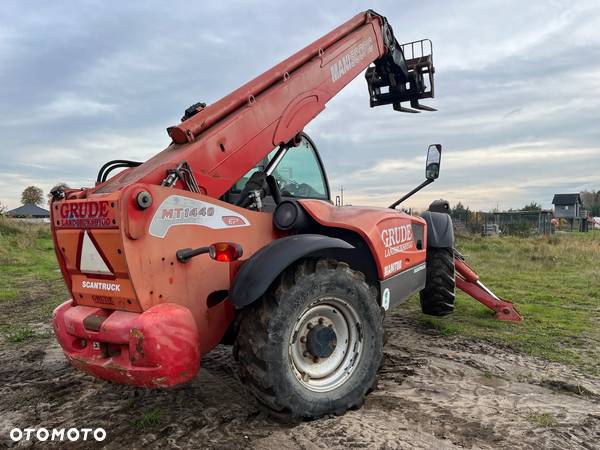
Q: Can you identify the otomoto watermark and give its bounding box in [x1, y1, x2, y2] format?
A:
[9, 427, 106, 443]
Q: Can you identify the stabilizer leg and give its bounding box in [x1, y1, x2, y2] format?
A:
[454, 256, 523, 322]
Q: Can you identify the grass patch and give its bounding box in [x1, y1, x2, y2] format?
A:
[528, 412, 558, 427]
[0, 288, 18, 302]
[5, 325, 36, 343]
[0, 218, 67, 342]
[407, 231, 600, 373]
[135, 410, 163, 430]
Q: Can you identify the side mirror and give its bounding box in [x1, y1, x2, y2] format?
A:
[425, 144, 442, 181]
[388, 143, 444, 209]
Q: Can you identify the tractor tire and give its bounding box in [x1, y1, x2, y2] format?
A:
[234, 258, 382, 421]
[420, 247, 456, 316]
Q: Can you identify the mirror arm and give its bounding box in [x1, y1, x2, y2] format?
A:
[389, 178, 434, 209]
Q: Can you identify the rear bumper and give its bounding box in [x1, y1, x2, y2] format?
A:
[52, 300, 200, 388]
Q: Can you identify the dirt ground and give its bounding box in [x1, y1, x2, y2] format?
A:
[1, 310, 599, 449]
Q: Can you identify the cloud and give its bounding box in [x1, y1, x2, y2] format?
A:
[0, 0, 599, 213]
[2, 94, 117, 127]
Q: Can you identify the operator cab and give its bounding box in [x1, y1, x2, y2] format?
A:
[223, 133, 331, 211]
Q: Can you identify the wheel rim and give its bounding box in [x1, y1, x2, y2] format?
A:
[288, 296, 363, 393]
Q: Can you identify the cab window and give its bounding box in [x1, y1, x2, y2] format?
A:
[272, 137, 328, 199]
[230, 136, 329, 200]
[230, 149, 277, 193]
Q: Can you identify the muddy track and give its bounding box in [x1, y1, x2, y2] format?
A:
[1, 311, 599, 449]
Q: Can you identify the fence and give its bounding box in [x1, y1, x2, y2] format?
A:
[451, 210, 554, 236]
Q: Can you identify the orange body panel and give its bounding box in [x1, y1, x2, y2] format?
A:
[299, 200, 427, 279]
[51, 187, 426, 387]
[49, 10, 435, 388]
[51, 184, 278, 386]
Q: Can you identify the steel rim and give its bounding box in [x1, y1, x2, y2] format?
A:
[288, 296, 363, 393]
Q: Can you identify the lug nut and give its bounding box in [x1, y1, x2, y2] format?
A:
[300, 336, 306, 343]
[318, 318, 324, 325]
[312, 357, 319, 363]
[306, 323, 313, 329]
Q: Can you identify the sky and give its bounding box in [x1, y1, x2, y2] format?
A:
[1, 0, 599, 211]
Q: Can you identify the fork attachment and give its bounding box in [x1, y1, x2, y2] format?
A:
[366, 38, 436, 113]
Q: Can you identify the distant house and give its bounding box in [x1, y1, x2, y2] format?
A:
[6, 203, 50, 219]
[552, 193, 582, 219]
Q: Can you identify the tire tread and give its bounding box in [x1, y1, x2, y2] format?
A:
[234, 258, 382, 420]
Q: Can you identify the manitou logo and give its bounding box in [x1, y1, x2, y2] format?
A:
[383, 261, 402, 277]
[330, 36, 374, 82]
[58, 201, 113, 228]
[381, 224, 414, 257]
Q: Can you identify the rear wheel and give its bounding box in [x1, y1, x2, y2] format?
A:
[234, 258, 382, 420]
[420, 247, 456, 316]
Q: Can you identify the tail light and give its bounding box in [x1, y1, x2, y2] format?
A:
[209, 242, 243, 262]
[176, 242, 243, 263]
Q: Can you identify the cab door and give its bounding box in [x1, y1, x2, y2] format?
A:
[269, 134, 330, 201]
[224, 134, 330, 209]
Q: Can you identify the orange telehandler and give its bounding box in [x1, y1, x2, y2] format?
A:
[50, 10, 521, 419]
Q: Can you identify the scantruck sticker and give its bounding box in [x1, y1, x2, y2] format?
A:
[81, 280, 121, 292]
[149, 195, 250, 238]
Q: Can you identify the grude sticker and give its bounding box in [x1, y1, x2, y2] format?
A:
[58, 201, 113, 228]
[91, 295, 114, 305]
[330, 36, 374, 82]
[381, 224, 414, 257]
[149, 195, 250, 238]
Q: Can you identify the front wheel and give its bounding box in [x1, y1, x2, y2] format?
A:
[420, 247, 456, 316]
[234, 258, 382, 420]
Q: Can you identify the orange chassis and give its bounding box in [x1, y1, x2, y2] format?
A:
[51, 185, 427, 387]
[50, 10, 520, 390]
